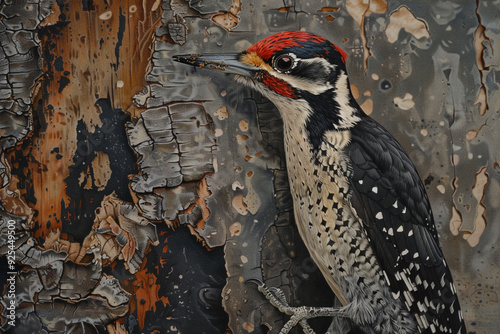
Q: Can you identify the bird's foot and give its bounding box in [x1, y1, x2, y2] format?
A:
[248, 280, 347, 334]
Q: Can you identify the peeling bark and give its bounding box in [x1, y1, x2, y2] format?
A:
[462, 166, 489, 247]
[0, 203, 132, 333]
[0, 0, 499, 333]
[211, 0, 242, 31]
[473, 0, 492, 117]
[346, 0, 388, 70]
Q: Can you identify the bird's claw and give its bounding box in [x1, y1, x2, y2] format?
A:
[259, 284, 318, 334]
[252, 282, 347, 334]
[245, 278, 265, 288]
[259, 285, 293, 315]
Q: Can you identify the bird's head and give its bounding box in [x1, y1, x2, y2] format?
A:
[174, 31, 361, 140]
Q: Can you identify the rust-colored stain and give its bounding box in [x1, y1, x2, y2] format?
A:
[193, 176, 212, 231]
[6, 0, 161, 239]
[318, 7, 340, 13]
[133, 268, 165, 329]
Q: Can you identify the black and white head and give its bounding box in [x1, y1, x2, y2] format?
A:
[174, 31, 362, 145]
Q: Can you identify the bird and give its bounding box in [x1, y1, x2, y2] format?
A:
[174, 31, 467, 334]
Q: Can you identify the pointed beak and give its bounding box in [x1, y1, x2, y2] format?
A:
[173, 53, 259, 77]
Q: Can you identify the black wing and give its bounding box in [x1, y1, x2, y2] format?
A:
[346, 114, 466, 334]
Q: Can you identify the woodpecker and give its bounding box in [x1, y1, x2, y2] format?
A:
[174, 31, 466, 334]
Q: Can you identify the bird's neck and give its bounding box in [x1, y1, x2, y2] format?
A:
[272, 71, 362, 152]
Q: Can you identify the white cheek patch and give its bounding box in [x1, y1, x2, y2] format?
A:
[270, 57, 335, 95]
[235, 59, 360, 130]
[234, 73, 313, 127]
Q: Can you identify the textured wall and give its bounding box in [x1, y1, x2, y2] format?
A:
[0, 0, 498, 333]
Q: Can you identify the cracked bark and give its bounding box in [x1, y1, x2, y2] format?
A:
[0, 0, 499, 333]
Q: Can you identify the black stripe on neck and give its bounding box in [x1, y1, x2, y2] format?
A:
[303, 88, 360, 152]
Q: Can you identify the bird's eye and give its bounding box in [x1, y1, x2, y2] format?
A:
[273, 54, 295, 73]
